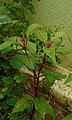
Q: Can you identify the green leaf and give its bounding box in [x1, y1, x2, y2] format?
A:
[34, 112, 42, 120]
[27, 2, 36, 14]
[0, 94, 4, 100]
[23, 54, 36, 70]
[14, 74, 28, 83]
[2, 46, 12, 52]
[3, 77, 13, 86]
[0, 6, 10, 15]
[11, 60, 23, 69]
[1, 102, 9, 110]
[51, 31, 63, 45]
[12, 98, 28, 113]
[2, 87, 8, 93]
[26, 23, 41, 38]
[68, 103, 72, 112]
[10, 55, 23, 69]
[63, 114, 72, 120]
[12, 94, 33, 113]
[7, 98, 18, 106]
[55, 31, 63, 38]
[14, 86, 23, 94]
[11, 54, 36, 70]
[34, 97, 55, 119]
[34, 29, 48, 44]
[64, 74, 72, 84]
[21, 0, 36, 13]
[53, 72, 66, 80]
[43, 70, 66, 87]
[44, 74, 56, 88]
[23, 94, 34, 101]
[0, 64, 9, 72]
[0, 14, 11, 24]
[0, 36, 16, 50]
[57, 46, 72, 55]
[26, 23, 47, 44]
[27, 41, 36, 54]
[43, 46, 56, 64]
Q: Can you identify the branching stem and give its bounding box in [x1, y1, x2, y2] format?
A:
[34, 53, 46, 97]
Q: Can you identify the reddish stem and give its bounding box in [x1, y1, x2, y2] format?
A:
[34, 53, 46, 97]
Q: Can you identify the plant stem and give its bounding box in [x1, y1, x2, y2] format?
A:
[34, 53, 46, 97]
[38, 53, 46, 78]
[33, 70, 37, 85]
[33, 70, 37, 97]
[32, 54, 46, 119]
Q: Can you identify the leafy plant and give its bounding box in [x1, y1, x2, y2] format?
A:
[0, 23, 67, 120]
[0, 0, 72, 119]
